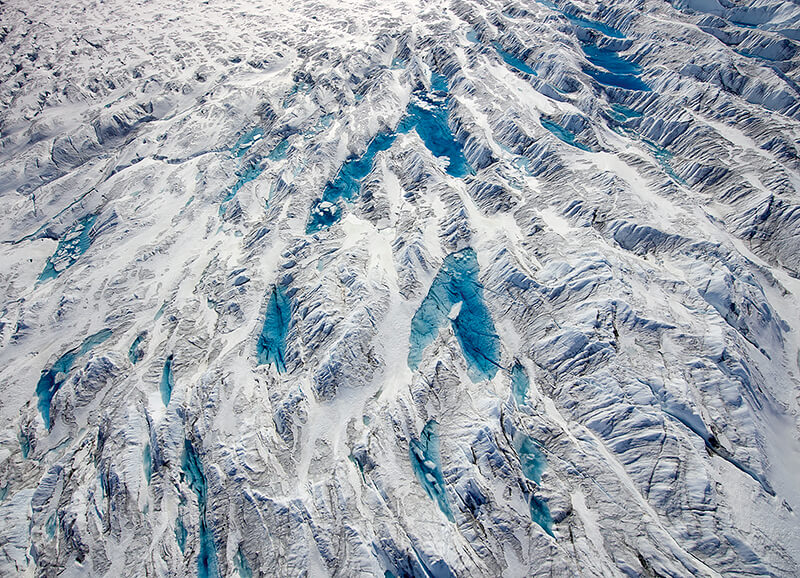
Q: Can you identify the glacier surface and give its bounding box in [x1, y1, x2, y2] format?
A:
[2, 0, 800, 576]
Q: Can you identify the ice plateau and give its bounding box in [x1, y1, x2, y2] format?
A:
[2, 0, 800, 576]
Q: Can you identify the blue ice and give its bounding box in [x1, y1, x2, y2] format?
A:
[46, 514, 56, 539]
[514, 432, 554, 536]
[35, 328, 112, 428]
[535, 1, 625, 38]
[643, 139, 686, 184]
[267, 138, 290, 161]
[397, 98, 473, 178]
[175, 517, 188, 552]
[79, 329, 112, 353]
[529, 495, 555, 537]
[514, 433, 547, 485]
[231, 127, 264, 158]
[129, 333, 146, 365]
[235, 547, 253, 578]
[581, 44, 650, 92]
[430, 71, 449, 94]
[220, 161, 264, 216]
[19, 431, 31, 459]
[39, 214, 97, 282]
[565, 14, 625, 38]
[408, 248, 500, 382]
[511, 362, 529, 406]
[160, 355, 174, 407]
[182, 439, 219, 578]
[540, 118, 593, 152]
[409, 420, 454, 521]
[307, 73, 472, 232]
[256, 286, 291, 372]
[306, 114, 334, 139]
[221, 131, 291, 215]
[307, 131, 396, 232]
[608, 103, 643, 122]
[282, 81, 312, 108]
[492, 42, 537, 75]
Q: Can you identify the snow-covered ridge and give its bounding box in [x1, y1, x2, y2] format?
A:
[1, 0, 800, 575]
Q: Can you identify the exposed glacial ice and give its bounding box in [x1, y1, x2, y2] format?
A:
[34, 328, 112, 429]
[1, 0, 800, 576]
[408, 247, 500, 382]
[580, 43, 650, 92]
[492, 42, 539, 76]
[409, 420, 455, 522]
[308, 72, 471, 232]
[38, 214, 98, 282]
[160, 355, 174, 407]
[181, 439, 219, 578]
[540, 117, 594, 151]
[128, 332, 146, 365]
[256, 286, 291, 372]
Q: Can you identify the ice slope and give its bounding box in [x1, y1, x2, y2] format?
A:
[1, 0, 800, 575]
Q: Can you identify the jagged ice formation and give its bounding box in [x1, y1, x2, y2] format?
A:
[2, 0, 800, 575]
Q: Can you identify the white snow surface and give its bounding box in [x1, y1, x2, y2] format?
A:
[1, 0, 800, 576]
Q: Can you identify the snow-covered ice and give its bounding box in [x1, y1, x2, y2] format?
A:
[1, 0, 800, 575]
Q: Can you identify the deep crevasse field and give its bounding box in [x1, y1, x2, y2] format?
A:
[1, 0, 800, 575]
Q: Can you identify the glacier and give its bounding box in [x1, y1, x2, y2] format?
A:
[1, 0, 800, 576]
